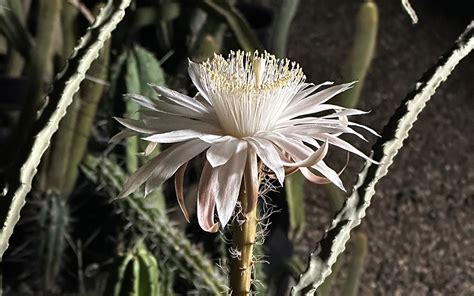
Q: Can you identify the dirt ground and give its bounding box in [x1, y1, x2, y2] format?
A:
[281, 0, 473, 295]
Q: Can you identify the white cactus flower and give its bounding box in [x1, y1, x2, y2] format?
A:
[112, 51, 377, 232]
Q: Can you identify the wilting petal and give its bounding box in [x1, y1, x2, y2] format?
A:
[114, 117, 157, 134]
[313, 161, 345, 190]
[300, 167, 332, 185]
[246, 137, 285, 185]
[197, 161, 219, 232]
[143, 142, 158, 156]
[206, 138, 239, 168]
[281, 140, 328, 168]
[312, 133, 376, 163]
[141, 139, 211, 196]
[175, 162, 190, 223]
[215, 141, 248, 228]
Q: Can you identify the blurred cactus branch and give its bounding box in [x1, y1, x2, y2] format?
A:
[190, 12, 225, 62]
[0, 0, 132, 259]
[291, 20, 474, 295]
[196, 0, 262, 52]
[2, 0, 31, 76]
[270, 0, 300, 58]
[336, 0, 378, 109]
[5, 0, 63, 168]
[64, 39, 111, 193]
[341, 233, 367, 296]
[0, 0, 34, 61]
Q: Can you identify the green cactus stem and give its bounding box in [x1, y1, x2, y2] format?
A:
[81, 155, 226, 294]
[105, 242, 160, 296]
[271, 0, 300, 58]
[10, 0, 63, 157]
[0, 0, 132, 259]
[336, 0, 378, 109]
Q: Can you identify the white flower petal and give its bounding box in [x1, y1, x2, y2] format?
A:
[197, 161, 219, 232]
[188, 60, 211, 104]
[246, 137, 285, 185]
[150, 84, 211, 114]
[215, 141, 248, 228]
[290, 81, 334, 104]
[142, 139, 211, 196]
[280, 82, 355, 120]
[142, 129, 217, 144]
[206, 138, 239, 168]
[312, 133, 376, 163]
[281, 140, 328, 168]
[313, 161, 344, 190]
[126, 93, 209, 121]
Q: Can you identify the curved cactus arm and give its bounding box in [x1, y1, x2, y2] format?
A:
[291, 21, 474, 295]
[401, 0, 418, 24]
[0, 0, 132, 259]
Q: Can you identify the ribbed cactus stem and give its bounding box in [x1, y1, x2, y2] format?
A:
[230, 150, 259, 295]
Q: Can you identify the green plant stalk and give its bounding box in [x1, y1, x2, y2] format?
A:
[0, 0, 34, 60]
[0, 0, 28, 77]
[341, 233, 367, 296]
[124, 50, 140, 173]
[81, 155, 226, 294]
[326, 183, 346, 212]
[44, 0, 81, 191]
[11, 0, 62, 156]
[4, 0, 27, 76]
[190, 14, 225, 62]
[291, 21, 474, 295]
[38, 195, 70, 293]
[230, 150, 259, 295]
[46, 98, 80, 191]
[336, 0, 378, 109]
[315, 253, 344, 296]
[199, 0, 262, 52]
[271, 0, 300, 58]
[0, 0, 132, 259]
[285, 172, 306, 240]
[64, 40, 111, 193]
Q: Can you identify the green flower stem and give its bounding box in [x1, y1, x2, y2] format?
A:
[7, 0, 62, 164]
[230, 150, 259, 295]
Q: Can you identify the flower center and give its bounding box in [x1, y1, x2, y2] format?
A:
[196, 51, 306, 137]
